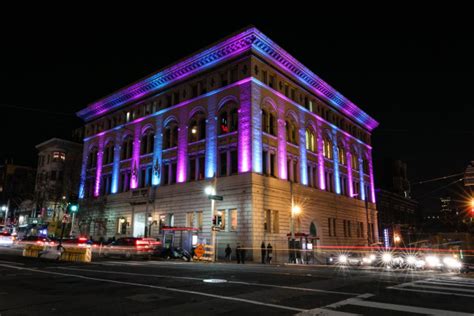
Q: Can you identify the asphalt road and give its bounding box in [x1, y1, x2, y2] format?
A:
[0, 249, 473, 315]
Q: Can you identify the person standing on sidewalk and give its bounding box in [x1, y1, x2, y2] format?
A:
[241, 244, 246, 264]
[225, 244, 232, 261]
[266, 243, 273, 264]
[261, 241, 266, 264]
[236, 243, 241, 264]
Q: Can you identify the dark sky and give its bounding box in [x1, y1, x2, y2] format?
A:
[1, 13, 473, 214]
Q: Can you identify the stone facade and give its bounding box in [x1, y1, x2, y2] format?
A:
[76, 27, 379, 261]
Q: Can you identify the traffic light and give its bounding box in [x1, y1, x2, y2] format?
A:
[68, 203, 79, 213]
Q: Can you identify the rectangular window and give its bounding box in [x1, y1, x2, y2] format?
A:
[217, 209, 225, 229]
[219, 152, 227, 177]
[189, 158, 196, 181]
[348, 220, 351, 237]
[198, 156, 205, 180]
[230, 209, 237, 231]
[343, 220, 347, 237]
[162, 163, 169, 185]
[293, 161, 298, 183]
[272, 210, 279, 233]
[269, 75, 275, 88]
[287, 159, 291, 182]
[171, 162, 177, 184]
[262, 70, 267, 84]
[333, 218, 337, 237]
[186, 212, 194, 228]
[264, 209, 271, 232]
[262, 150, 268, 175]
[270, 153, 276, 177]
[328, 218, 332, 237]
[230, 150, 238, 175]
[196, 211, 203, 231]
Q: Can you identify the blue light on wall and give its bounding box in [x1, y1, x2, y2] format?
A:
[251, 84, 262, 173]
[332, 131, 341, 194]
[152, 116, 163, 186]
[298, 112, 308, 186]
[205, 97, 217, 179]
[358, 156, 366, 201]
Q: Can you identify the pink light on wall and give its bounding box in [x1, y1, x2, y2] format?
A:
[368, 149, 376, 203]
[346, 151, 354, 197]
[94, 138, 105, 197]
[277, 118, 287, 180]
[177, 124, 188, 183]
[130, 124, 141, 189]
[238, 84, 251, 173]
[317, 135, 325, 190]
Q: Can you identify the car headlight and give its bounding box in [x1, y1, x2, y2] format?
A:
[382, 253, 392, 263]
[338, 255, 348, 264]
[406, 255, 416, 265]
[425, 255, 440, 267]
[443, 257, 462, 269]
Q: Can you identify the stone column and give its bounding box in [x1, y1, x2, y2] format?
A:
[205, 96, 217, 178]
[177, 117, 188, 183]
[358, 153, 366, 201]
[346, 148, 354, 197]
[94, 137, 105, 197]
[332, 130, 341, 194]
[238, 82, 252, 173]
[78, 141, 89, 199]
[130, 124, 141, 189]
[111, 132, 122, 194]
[298, 114, 308, 186]
[277, 113, 287, 180]
[316, 121, 325, 190]
[368, 148, 376, 203]
[152, 116, 163, 186]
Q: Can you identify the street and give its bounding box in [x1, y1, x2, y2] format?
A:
[0, 250, 473, 315]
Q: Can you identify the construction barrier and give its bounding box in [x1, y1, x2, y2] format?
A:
[22, 244, 45, 258]
[60, 246, 92, 263]
[193, 244, 214, 262]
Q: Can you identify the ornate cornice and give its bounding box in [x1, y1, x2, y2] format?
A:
[77, 27, 378, 131]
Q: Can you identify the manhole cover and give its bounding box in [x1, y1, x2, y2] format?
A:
[203, 279, 227, 283]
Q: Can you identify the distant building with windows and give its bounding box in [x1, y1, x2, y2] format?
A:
[30, 138, 82, 232]
[76, 27, 379, 260]
[0, 160, 35, 224]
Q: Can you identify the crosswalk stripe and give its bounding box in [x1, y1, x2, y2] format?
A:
[399, 283, 474, 293]
[387, 278, 474, 298]
[416, 280, 474, 288]
[387, 286, 474, 298]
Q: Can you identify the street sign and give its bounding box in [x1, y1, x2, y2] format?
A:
[208, 195, 223, 201]
[194, 244, 205, 258]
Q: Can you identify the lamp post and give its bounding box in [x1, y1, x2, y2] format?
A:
[1, 200, 9, 225]
[205, 183, 217, 262]
[289, 181, 301, 263]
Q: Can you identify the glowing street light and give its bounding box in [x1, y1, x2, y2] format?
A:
[394, 234, 401, 244]
[205, 186, 216, 196]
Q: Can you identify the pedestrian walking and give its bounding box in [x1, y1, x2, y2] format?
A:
[225, 244, 232, 261]
[236, 243, 241, 264]
[261, 241, 266, 264]
[266, 243, 273, 264]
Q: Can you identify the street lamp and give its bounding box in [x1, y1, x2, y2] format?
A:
[1, 203, 9, 225]
[205, 184, 217, 262]
[394, 234, 401, 245]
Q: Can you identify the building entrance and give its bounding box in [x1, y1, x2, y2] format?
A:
[133, 212, 146, 237]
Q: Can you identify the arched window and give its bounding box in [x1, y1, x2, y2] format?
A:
[351, 152, 358, 169]
[310, 222, 317, 237]
[140, 128, 155, 155]
[338, 144, 346, 165]
[305, 128, 316, 152]
[323, 137, 332, 159]
[121, 135, 133, 160]
[285, 118, 298, 145]
[262, 108, 276, 136]
[163, 121, 179, 149]
[218, 102, 238, 135]
[87, 147, 98, 169]
[104, 142, 114, 164]
[188, 112, 206, 143]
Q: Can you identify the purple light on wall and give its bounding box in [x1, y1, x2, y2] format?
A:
[358, 155, 366, 201]
[152, 117, 163, 186]
[130, 124, 141, 189]
[277, 117, 287, 180]
[317, 123, 325, 190]
[298, 118, 308, 186]
[368, 150, 376, 203]
[238, 83, 252, 173]
[78, 142, 89, 199]
[94, 138, 104, 197]
[205, 96, 217, 179]
[177, 123, 188, 183]
[346, 151, 353, 197]
[251, 84, 263, 173]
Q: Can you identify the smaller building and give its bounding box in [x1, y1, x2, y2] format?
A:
[376, 160, 418, 247]
[31, 138, 82, 234]
[0, 160, 36, 224]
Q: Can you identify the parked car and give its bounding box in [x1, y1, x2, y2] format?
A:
[0, 231, 14, 246]
[157, 247, 192, 262]
[16, 235, 55, 246]
[59, 237, 91, 247]
[101, 237, 155, 259]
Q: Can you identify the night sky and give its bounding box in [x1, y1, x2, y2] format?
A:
[1, 14, 473, 214]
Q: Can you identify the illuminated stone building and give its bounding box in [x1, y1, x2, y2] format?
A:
[77, 27, 379, 260]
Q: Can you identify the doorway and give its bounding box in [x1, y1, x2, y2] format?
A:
[133, 212, 146, 237]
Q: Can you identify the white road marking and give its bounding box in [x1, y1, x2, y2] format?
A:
[416, 280, 474, 288]
[398, 283, 474, 293]
[346, 299, 473, 315]
[0, 263, 306, 312]
[296, 308, 361, 316]
[53, 266, 359, 296]
[0, 260, 24, 265]
[387, 286, 474, 298]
